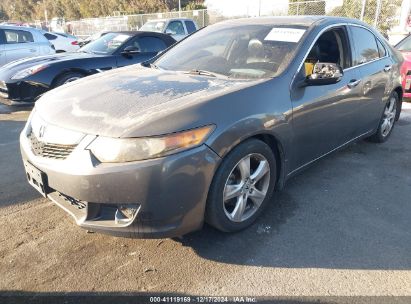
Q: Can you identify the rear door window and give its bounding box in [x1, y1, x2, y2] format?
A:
[4, 30, 34, 44]
[350, 26, 379, 65]
[376, 39, 387, 57]
[184, 21, 197, 34]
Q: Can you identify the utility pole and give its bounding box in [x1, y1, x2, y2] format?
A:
[259, 0, 261, 16]
[374, 0, 382, 27]
[44, 9, 49, 31]
[360, 0, 366, 21]
[179, 0, 181, 17]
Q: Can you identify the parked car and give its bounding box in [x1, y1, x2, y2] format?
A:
[78, 31, 108, 47]
[0, 31, 175, 103]
[42, 31, 80, 53]
[20, 16, 403, 238]
[140, 18, 198, 41]
[395, 35, 411, 101]
[0, 25, 55, 67]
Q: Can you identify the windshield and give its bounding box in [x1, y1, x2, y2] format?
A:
[79, 32, 131, 54]
[140, 21, 166, 33]
[155, 23, 307, 79]
[396, 35, 411, 51]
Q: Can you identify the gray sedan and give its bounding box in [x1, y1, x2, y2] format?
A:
[20, 16, 403, 238]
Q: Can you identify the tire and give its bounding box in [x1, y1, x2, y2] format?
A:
[205, 138, 277, 232]
[54, 72, 84, 87]
[368, 91, 399, 143]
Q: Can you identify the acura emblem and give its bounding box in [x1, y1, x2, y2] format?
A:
[39, 125, 46, 138]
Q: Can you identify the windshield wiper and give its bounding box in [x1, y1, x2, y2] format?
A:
[184, 69, 217, 77]
[141, 62, 159, 69]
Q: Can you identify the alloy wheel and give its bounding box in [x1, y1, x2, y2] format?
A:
[63, 77, 81, 84]
[223, 153, 271, 222]
[381, 96, 397, 137]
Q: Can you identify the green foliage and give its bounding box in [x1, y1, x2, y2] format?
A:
[289, 0, 326, 15]
[329, 0, 402, 34]
[0, 0, 205, 21]
[0, 6, 8, 21]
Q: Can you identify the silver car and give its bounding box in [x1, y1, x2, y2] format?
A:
[0, 25, 55, 67]
[140, 18, 198, 41]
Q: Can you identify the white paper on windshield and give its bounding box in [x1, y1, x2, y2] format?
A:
[114, 34, 130, 42]
[264, 28, 306, 43]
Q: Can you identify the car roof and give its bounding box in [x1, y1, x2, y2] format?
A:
[0, 24, 42, 32]
[107, 31, 173, 38]
[98, 31, 176, 43]
[146, 18, 195, 22]
[219, 15, 366, 27]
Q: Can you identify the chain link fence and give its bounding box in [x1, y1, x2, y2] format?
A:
[69, 9, 208, 38]
[66, 1, 406, 39]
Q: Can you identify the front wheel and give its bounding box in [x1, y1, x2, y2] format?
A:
[205, 139, 277, 232]
[368, 91, 399, 143]
[54, 72, 84, 87]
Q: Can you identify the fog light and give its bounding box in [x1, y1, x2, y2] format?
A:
[115, 204, 140, 224]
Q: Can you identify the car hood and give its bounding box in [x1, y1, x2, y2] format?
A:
[36, 65, 262, 138]
[0, 52, 102, 75]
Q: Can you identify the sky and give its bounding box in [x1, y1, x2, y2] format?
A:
[204, 0, 344, 17]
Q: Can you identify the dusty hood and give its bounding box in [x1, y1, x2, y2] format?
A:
[36, 65, 257, 137]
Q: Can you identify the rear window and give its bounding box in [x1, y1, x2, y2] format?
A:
[184, 21, 197, 34]
[4, 30, 34, 44]
[140, 21, 166, 33]
[44, 33, 57, 40]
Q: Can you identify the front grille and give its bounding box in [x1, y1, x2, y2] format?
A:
[29, 132, 77, 160]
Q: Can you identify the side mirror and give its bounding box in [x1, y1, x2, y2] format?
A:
[304, 62, 343, 86]
[121, 46, 140, 55]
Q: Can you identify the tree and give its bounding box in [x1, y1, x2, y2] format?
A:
[289, 0, 326, 15]
[0, 0, 205, 21]
[0, 5, 9, 21]
[330, 0, 403, 34]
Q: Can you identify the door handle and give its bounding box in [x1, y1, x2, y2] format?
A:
[347, 79, 361, 88]
[29, 49, 36, 52]
[383, 65, 392, 72]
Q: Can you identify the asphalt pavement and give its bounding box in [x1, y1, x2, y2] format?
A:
[0, 102, 410, 299]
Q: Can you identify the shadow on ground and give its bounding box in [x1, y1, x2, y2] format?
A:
[177, 110, 411, 270]
[0, 120, 39, 206]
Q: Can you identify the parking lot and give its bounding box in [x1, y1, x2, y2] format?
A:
[0, 102, 410, 297]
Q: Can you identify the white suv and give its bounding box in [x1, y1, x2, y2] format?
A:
[0, 25, 55, 67]
[140, 18, 198, 41]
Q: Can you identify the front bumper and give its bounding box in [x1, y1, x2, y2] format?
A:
[0, 80, 47, 104]
[20, 128, 220, 238]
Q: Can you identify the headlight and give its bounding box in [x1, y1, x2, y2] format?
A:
[11, 64, 48, 80]
[87, 125, 215, 163]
